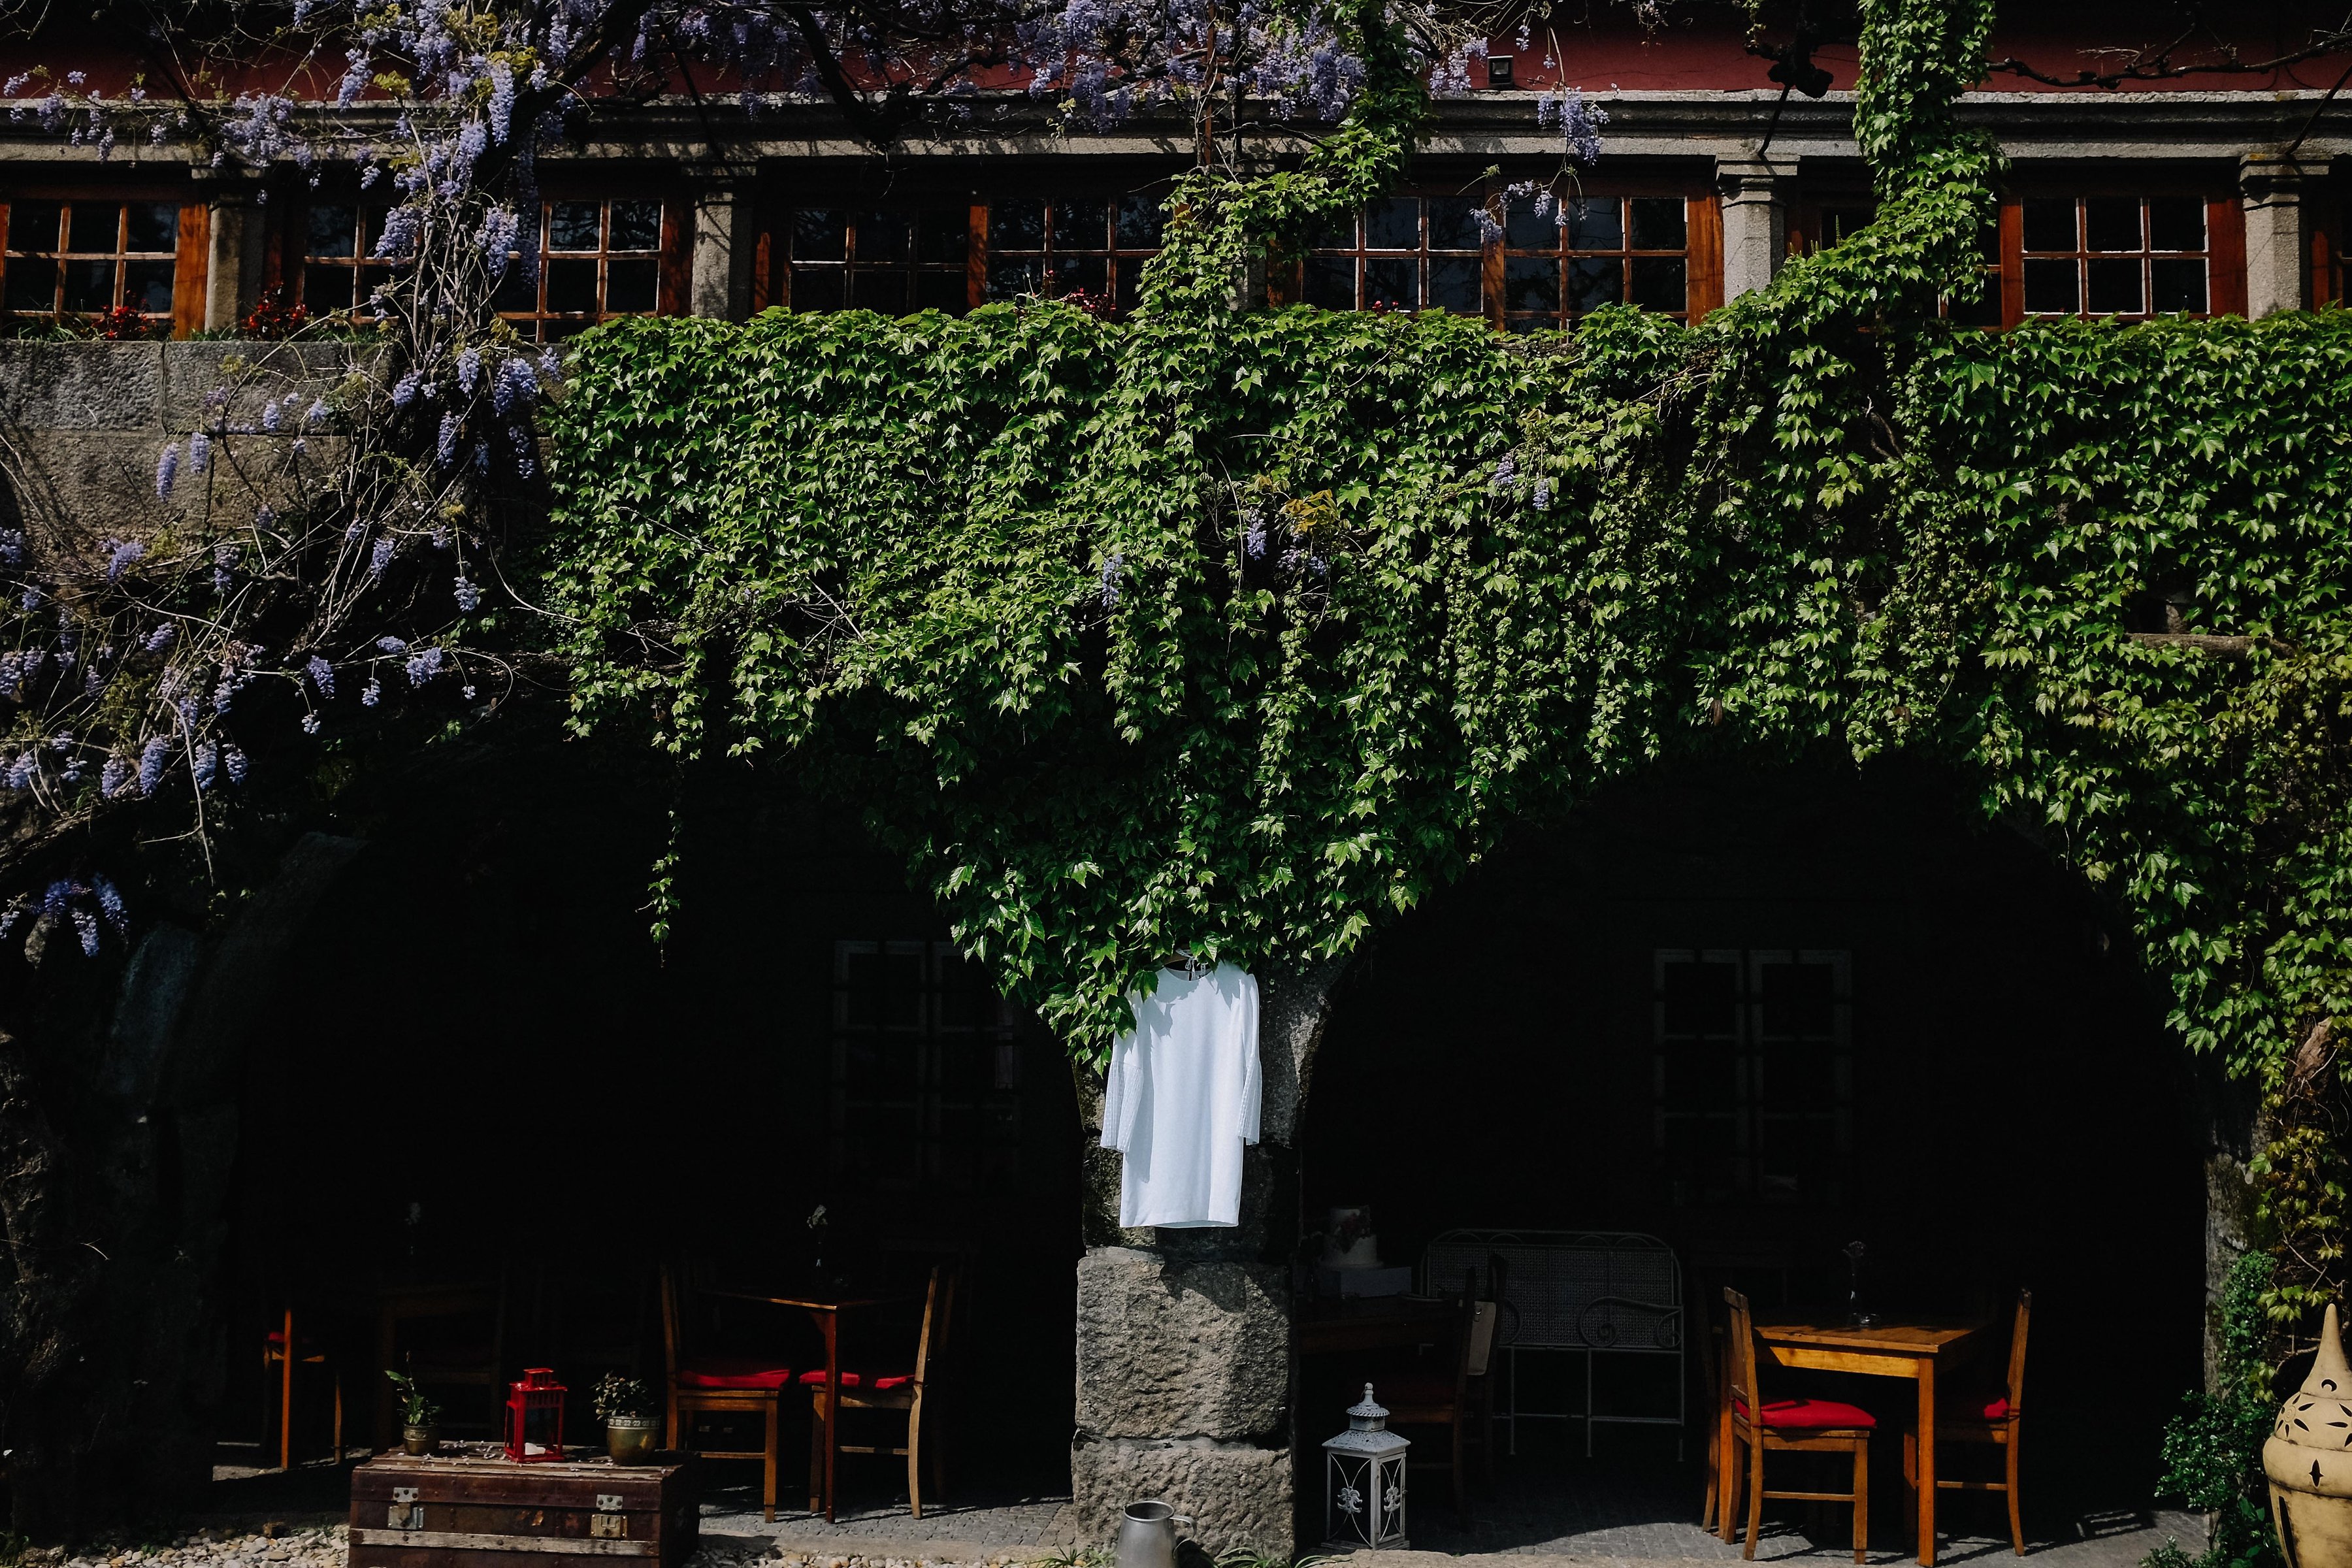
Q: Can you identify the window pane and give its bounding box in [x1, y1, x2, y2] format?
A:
[1661, 960, 1738, 1036]
[548, 202, 601, 252]
[123, 259, 173, 312]
[124, 203, 177, 252]
[2084, 197, 2141, 253]
[1629, 197, 1685, 250]
[917, 208, 968, 265]
[604, 257, 658, 312]
[1365, 198, 1418, 250]
[609, 200, 662, 251]
[1821, 206, 1874, 246]
[8, 202, 59, 252]
[985, 255, 1039, 301]
[2085, 256, 2142, 314]
[857, 270, 908, 314]
[858, 210, 909, 264]
[1567, 197, 1624, 252]
[2022, 257, 2079, 313]
[1310, 208, 1356, 250]
[491, 265, 535, 314]
[793, 210, 848, 261]
[308, 204, 357, 257]
[2148, 198, 2204, 252]
[915, 270, 966, 313]
[1629, 255, 1686, 312]
[5, 256, 56, 311]
[1504, 255, 1558, 315]
[304, 264, 355, 315]
[990, 199, 1045, 251]
[1365, 256, 1416, 308]
[63, 258, 115, 311]
[66, 203, 118, 254]
[1051, 255, 1107, 296]
[1505, 199, 1559, 251]
[1569, 256, 1623, 312]
[792, 267, 845, 311]
[2151, 257, 2207, 313]
[1428, 197, 1484, 251]
[2021, 199, 2075, 253]
[1429, 255, 1480, 312]
[1116, 193, 1166, 248]
[1303, 255, 1354, 308]
[1052, 197, 1108, 251]
[544, 257, 598, 313]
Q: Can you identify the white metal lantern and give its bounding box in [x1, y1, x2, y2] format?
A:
[1324, 1383, 1410, 1550]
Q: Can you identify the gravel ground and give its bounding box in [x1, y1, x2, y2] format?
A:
[18, 1522, 1060, 1568]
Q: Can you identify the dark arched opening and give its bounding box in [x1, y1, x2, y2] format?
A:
[1299, 756, 2205, 1556]
[210, 738, 1082, 1527]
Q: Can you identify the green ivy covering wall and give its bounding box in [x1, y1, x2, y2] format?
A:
[542, 0, 2351, 1112]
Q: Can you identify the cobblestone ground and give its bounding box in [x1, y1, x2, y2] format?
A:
[125, 1449, 2193, 1568]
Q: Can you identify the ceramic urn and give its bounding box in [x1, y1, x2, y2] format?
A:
[2266, 1303, 2352, 1568]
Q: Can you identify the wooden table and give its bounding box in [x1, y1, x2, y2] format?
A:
[1752, 1318, 1991, 1567]
[1296, 1296, 1460, 1358]
[709, 1284, 923, 1521]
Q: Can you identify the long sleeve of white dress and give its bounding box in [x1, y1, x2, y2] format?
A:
[1098, 963, 1262, 1229]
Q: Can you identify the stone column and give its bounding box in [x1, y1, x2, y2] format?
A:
[2240, 152, 2308, 319]
[1716, 155, 1792, 303]
[1070, 958, 1348, 1557]
[686, 163, 755, 321]
[193, 171, 268, 332]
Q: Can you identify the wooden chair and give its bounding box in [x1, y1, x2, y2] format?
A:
[1721, 1287, 1873, 1563]
[374, 1275, 508, 1448]
[1379, 1269, 1496, 1520]
[262, 1307, 344, 1471]
[660, 1263, 795, 1522]
[804, 1264, 956, 1518]
[1907, 1288, 2031, 1556]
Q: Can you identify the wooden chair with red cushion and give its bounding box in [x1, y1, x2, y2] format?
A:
[1721, 1286, 1872, 1563]
[1906, 1288, 2031, 1556]
[803, 1264, 956, 1518]
[660, 1262, 794, 1521]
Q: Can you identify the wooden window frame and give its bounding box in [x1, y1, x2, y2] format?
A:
[1281, 179, 1724, 328]
[1652, 947, 1853, 1210]
[2001, 187, 2246, 325]
[829, 938, 1022, 1194]
[762, 185, 1173, 318]
[491, 192, 687, 342]
[0, 190, 208, 338]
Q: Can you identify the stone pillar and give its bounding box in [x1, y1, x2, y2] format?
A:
[686, 164, 755, 321]
[194, 171, 267, 332]
[2240, 152, 2309, 319]
[1070, 958, 1347, 1557]
[1716, 155, 1793, 303]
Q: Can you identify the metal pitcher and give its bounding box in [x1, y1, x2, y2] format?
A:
[1115, 1500, 1190, 1568]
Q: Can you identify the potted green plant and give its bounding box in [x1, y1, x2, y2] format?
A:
[594, 1373, 658, 1466]
[387, 1370, 439, 1456]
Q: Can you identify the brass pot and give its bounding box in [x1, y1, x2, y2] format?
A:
[606, 1416, 658, 1466]
[2265, 1304, 2352, 1568]
[401, 1424, 437, 1457]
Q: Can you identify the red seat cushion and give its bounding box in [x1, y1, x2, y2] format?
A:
[677, 1356, 794, 1390]
[798, 1369, 913, 1392]
[1973, 1394, 2011, 1420]
[1736, 1396, 1877, 1430]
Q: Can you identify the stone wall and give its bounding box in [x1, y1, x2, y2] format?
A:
[0, 338, 370, 542]
[1068, 960, 1345, 1558]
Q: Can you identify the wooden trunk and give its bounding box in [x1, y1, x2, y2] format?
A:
[349, 1454, 698, 1568]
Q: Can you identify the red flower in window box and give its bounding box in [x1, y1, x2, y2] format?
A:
[243, 296, 310, 340]
[94, 305, 155, 341]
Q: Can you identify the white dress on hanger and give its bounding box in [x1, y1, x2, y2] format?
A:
[1100, 963, 1262, 1228]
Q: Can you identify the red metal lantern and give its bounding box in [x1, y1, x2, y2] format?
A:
[504, 1367, 566, 1462]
